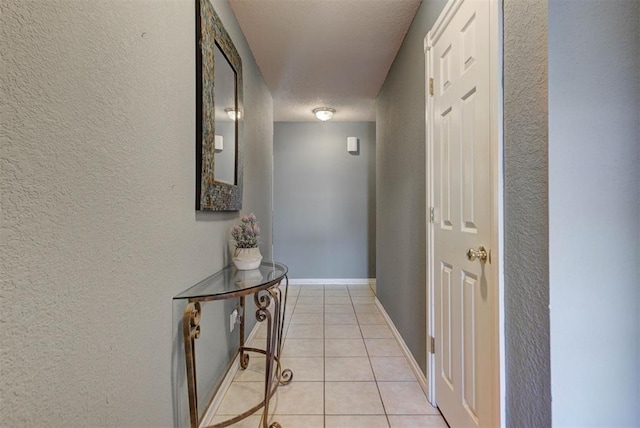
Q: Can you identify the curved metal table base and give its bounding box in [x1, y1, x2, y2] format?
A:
[207, 347, 293, 428]
[182, 270, 291, 428]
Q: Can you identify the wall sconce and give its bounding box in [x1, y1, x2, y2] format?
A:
[225, 108, 241, 121]
[313, 107, 335, 121]
[347, 137, 359, 154]
[214, 135, 223, 151]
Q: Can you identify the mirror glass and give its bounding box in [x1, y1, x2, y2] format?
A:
[196, 0, 243, 212]
[213, 43, 237, 185]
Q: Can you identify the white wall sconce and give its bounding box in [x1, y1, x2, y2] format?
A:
[313, 107, 335, 121]
[214, 135, 224, 151]
[225, 108, 241, 121]
[347, 137, 359, 153]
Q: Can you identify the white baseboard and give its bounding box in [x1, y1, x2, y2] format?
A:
[199, 321, 262, 426]
[375, 297, 430, 399]
[289, 278, 376, 287]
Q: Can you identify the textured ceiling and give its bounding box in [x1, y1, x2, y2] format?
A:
[229, 0, 421, 122]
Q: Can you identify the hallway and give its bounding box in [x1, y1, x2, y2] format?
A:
[3, 0, 639, 426]
[212, 284, 447, 427]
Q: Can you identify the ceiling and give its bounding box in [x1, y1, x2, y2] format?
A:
[228, 0, 422, 122]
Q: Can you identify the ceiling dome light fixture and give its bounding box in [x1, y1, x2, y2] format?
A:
[225, 108, 241, 121]
[313, 107, 335, 121]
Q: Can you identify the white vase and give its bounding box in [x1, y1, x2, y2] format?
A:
[234, 269, 264, 284]
[233, 247, 263, 270]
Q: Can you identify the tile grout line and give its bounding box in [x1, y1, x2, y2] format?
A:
[322, 284, 326, 428]
[213, 283, 446, 427]
[350, 285, 392, 428]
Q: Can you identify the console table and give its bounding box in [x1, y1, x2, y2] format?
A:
[174, 261, 292, 428]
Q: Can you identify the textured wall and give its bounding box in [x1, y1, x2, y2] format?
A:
[549, 0, 640, 426]
[0, 0, 272, 426]
[503, 0, 552, 426]
[376, 0, 447, 373]
[273, 122, 376, 278]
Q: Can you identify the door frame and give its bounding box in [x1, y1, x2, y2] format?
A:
[424, 0, 504, 425]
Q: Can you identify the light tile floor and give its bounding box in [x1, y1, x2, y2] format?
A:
[213, 284, 448, 428]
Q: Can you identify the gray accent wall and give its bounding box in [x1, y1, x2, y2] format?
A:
[273, 122, 376, 278]
[378, 0, 554, 423]
[549, 0, 640, 426]
[503, 0, 552, 426]
[1, 0, 273, 426]
[378, 1, 638, 426]
[376, 0, 447, 373]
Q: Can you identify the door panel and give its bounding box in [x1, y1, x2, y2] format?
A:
[429, 0, 495, 426]
[440, 107, 453, 230]
[440, 262, 454, 387]
[461, 87, 477, 233]
[461, 13, 477, 72]
[462, 270, 478, 421]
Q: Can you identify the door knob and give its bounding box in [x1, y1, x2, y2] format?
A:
[466, 246, 488, 263]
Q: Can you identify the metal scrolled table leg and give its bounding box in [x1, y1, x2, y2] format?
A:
[272, 280, 293, 386]
[238, 296, 249, 369]
[254, 278, 294, 428]
[254, 288, 276, 428]
[183, 302, 202, 428]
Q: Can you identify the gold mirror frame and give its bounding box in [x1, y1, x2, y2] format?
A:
[195, 0, 243, 211]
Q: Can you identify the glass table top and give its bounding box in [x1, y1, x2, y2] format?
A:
[174, 261, 288, 301]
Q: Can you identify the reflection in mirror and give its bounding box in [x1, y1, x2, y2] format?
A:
[213, 43, 237, 185]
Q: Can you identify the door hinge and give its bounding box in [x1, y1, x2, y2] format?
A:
[430, 336, 435, 354]
[428, 78, 434, 96]
[429, 207, 435, 223]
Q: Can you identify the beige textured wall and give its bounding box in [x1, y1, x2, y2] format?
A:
[0, 0, 272, 426]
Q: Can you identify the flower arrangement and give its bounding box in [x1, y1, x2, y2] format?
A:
[231, 213, 260, 249]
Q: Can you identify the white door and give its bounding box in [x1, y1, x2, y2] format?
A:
[426, 0, 497, 426]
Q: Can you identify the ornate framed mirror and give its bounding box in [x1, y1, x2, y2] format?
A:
[195, 0, 243, 211]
